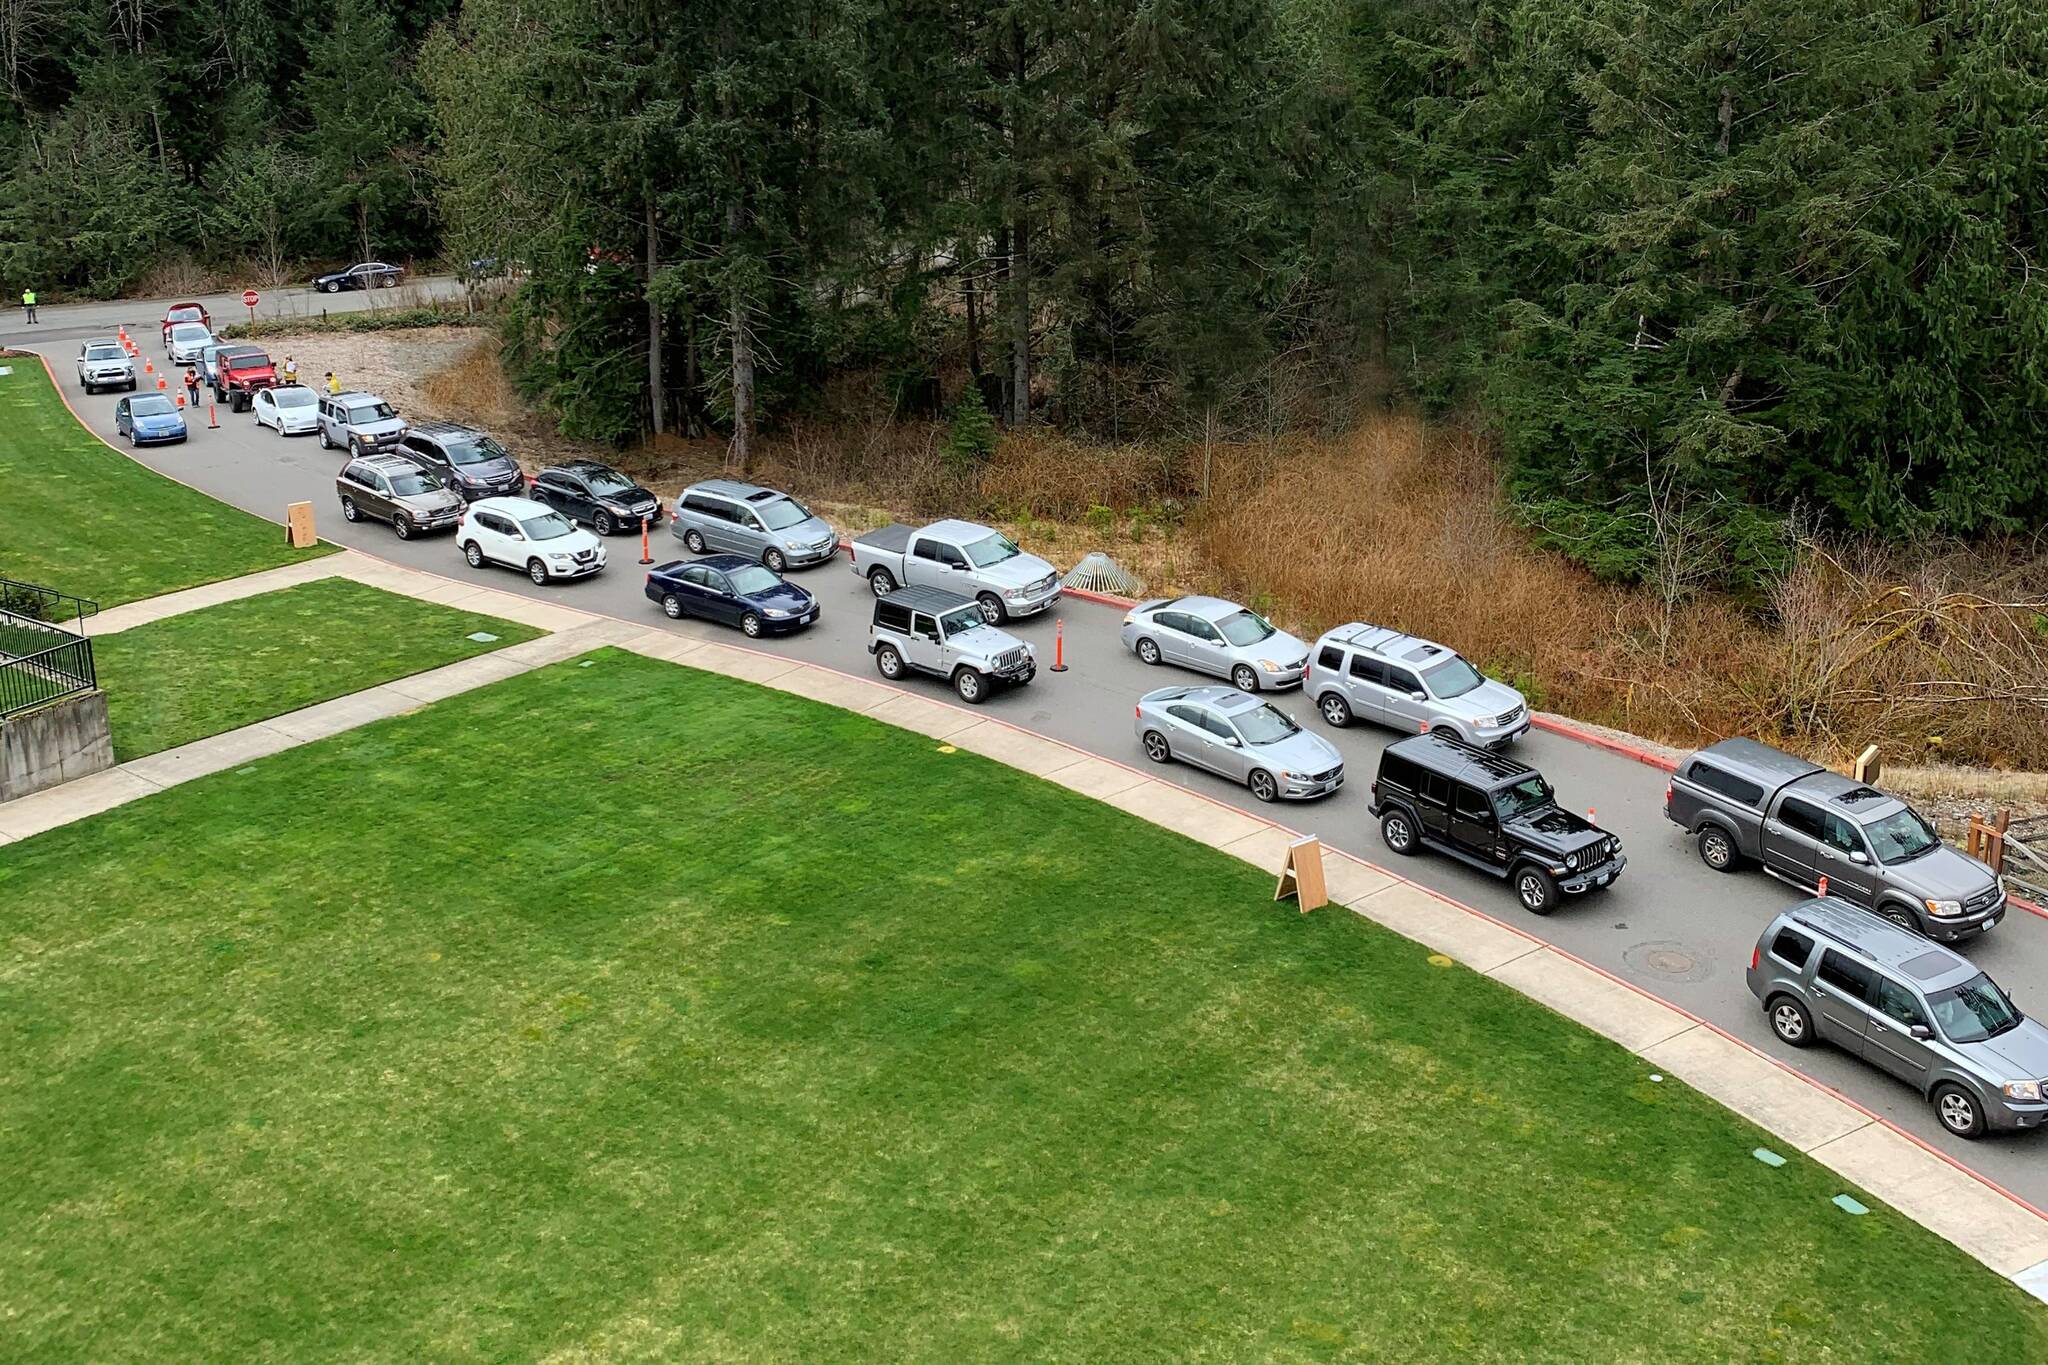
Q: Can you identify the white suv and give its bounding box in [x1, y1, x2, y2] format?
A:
[77, 340, 135, 394]
[457, 496, 607, 586]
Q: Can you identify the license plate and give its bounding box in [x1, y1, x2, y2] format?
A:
[801, 611, 816, 624]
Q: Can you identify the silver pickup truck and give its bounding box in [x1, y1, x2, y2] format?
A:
[1666, 737, 2005, 941]
[849, 519, 1061, 624]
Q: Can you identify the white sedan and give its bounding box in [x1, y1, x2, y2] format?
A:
[457, 496, 607, 586]
[252, 384, 319, 436]
[166, 322, 215, 365]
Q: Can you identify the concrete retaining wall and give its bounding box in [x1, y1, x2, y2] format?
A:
[0, 690, 114, 803]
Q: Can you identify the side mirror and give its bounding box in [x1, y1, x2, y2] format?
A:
[1849, 850, 1869, 865]
[1908, 1024, 1932, 1040]
[1223, 736, 1242, 748]
[1410, 691, 1427, 703]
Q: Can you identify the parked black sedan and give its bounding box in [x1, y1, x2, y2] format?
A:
[644, 555, 818, 638]
[530, 460, 662, 535]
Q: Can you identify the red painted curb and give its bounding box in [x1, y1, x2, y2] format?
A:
[1530, 713, 1680, 773]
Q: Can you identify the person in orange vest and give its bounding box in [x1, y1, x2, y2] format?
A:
[183, 367, 200, 407]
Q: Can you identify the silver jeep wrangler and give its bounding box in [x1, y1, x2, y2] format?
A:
[869, 584, 1035, 704]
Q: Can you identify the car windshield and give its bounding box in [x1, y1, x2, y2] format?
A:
[1232, 703, 1299, 745]
[1864, 806, 1940, 864]
[446, 435, 509, 467]
[519, 513, 576, 541]
[347, 402, 397, 423]
[131, 396, 175, 416]
[1216, 609, 1276, 648]
[583, 467, 636, 496]
[726, 565, 780, 595]
[963, 532, 1021, 568]
[1423, 655, 1487, 699]
[85, 345, 123, 361]
[938, 606, 987, 636]
[756, 496, 811, 531]
[226, 351, 270, 368]
[168, 308, 202, 323]
[171, 324, 209, 341]
[1928, 973, 2024, 1043]
[272, 387, 315, 408]
[1493, 775, 1553, 819]
[389, 471, 443, 496]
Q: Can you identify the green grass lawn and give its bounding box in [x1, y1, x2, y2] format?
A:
[0, 359, 332, 614]
[1, 650, 2041, 1361]
[93, 577, 542, 760]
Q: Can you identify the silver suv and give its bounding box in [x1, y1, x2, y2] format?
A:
[869, 584, 1035, 704]
[317, 391, 407, 455]
[671, 479, 838, 572]
[1749, 898, 2048, 1139]
[1306, 623, 1528, 746]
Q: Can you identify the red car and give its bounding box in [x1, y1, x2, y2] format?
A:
[161, 302, 211, 347]
[210, 345, 277, 412]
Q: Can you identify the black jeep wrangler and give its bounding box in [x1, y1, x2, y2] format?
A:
[1368, 732, 1625, 914]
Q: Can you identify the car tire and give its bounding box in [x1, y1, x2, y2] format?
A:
[1698, 826, 1738, 872]
[1934, 1084, 1986, 1140]
[1767, 995, 1813, 1049]
[1135, 637, 1162, 666]
[1878, 903, 1923, 936]
[1514, 865, 1557, 916]
[683, 528, 707, 554]
[740, 612, 763, 638]
[876, 644, 905, 680]
[975, 593, 1006, 625]
[662, 594, 684, 620]
[527, 559, 549, 586]
[1248, 769, 1279, 803]
[462, 541, 484, 568]
[1232, 664, 1260, 693]
[1319, 693, 1352, 728]
[341, 497, 359, 522]
[764, 548, 787, 573]
[275, 417, 286, 439]
[1141, 730, 1172, 764]
[319, 426, 332, 450]
[393, 513, 413, 540]
[868, 568, 897, 597]
[953, 668, 986, 704]
[322, 280, 341, 293]
[594, 510, 614, 536]
[1380, 809, 1418, 855]
[83, 382, 95, 395]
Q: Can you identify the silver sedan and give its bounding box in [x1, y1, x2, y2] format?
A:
[1134, 685, 1343, 802]
[1121, 594, 1309, 691]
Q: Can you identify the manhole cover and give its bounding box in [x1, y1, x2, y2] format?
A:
[1623, 939, 1713, 983]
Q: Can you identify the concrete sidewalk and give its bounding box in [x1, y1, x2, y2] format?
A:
[6, 546, 2048, 1302]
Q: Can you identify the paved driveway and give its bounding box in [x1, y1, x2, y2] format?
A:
[12, 322, 2046, 1209]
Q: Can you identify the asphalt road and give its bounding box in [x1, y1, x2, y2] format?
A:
[7, 274, 469, 343]
[16, 325, 2047, 1207]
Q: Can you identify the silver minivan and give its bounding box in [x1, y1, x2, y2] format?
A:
[670, 478, 838, 572]
[1748, 897, 2048, 1139]
[1307, 623, 1528, 747]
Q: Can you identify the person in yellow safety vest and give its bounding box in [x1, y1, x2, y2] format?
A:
[325, 371, 341, 395]
[20, 287, 36, 324]
[282, 355, 298, 385]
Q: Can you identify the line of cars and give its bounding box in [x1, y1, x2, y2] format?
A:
[77, 320, 2040, 1138]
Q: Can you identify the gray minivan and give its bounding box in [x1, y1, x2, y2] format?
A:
[1748, 897, 2048, 1138]
[670, 478, 838, 572]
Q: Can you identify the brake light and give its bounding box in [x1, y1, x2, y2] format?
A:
[1134, 705, 1141, 719]
[1750, 944, 1760, 970]
[1663, 782, 1673, 807]
[1303, 662, 1312, 681]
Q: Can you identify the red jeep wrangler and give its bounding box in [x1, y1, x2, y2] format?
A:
[161, 302, 210, 347]
[211, 345, 278, 412]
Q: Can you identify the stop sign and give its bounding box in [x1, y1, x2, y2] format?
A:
[242, 289, 259, 308]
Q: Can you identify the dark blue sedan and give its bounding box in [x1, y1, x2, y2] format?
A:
[114, 393, 188, 446]
[644, 554, 818, 638]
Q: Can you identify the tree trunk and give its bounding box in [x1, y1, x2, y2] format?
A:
[730, 292, 754, 474]
[963, 247, 982, 380]
[1009, 212, 1030, 427]
[683, 305, 702, 438]
[645, 192, 664, 437]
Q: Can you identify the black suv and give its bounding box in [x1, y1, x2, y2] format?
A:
[395, 421, 527, 502]
[529, 460, 662, 536]
[1368, 732, 1625, 914]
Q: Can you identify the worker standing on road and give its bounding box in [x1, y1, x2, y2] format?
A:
[325, 370, 340, 395]
[282, 355, 299, 385]
[183, 367, 200, 407]
[20, 287, 36, 324]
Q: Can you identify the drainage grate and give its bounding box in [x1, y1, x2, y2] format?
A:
[1062, 552, 1145, 598]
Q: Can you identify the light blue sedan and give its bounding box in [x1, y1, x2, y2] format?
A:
[114, 393, 188, 446]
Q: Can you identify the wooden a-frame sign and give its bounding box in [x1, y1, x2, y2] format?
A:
[1275, 835, 1328, 913]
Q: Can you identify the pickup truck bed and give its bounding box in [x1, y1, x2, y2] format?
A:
[853, 524, 914, 555]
